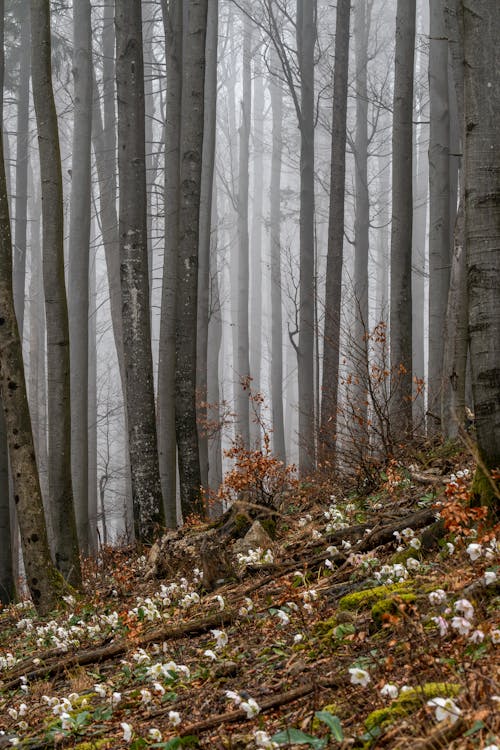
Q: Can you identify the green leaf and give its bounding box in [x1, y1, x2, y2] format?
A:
[130, 739, 148, 750]
[151, 737, 199, 749]
[74, 710, 91, 728]
[314, 711, 343, 741]
[464, 720, 486, 737]
[93, 705, 113, 721]
[271, 728, 327, 748]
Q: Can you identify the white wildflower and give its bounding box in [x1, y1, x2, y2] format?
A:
[211, 629, 228, 650]
[431, 616, 449, 637]
[225, 690, 242, 705]
[484, 571, 497, 585]
[148, 728, 162, 742]
[451, 616, 472, 636]
[168, 710, 181, 726]
[428, 589, 447, 606]
[241, 697, 260, 718]
[469, 629, 485, 644]
[380, 683, 399, 700]
[491, 629, 500, 644]
[275, 610, 290, 626]
[454, 598, 474, 620]
[254, 729, 279, 748]
[427, 697, 461, 725]
[203, 649, 217, 661]
[348, 667, 370, 687]
[446, 543, 455, 555]
[120, 722, 133, 742]
[466, 543, 482, 561]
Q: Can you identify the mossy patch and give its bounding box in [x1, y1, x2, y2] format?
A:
[471, 466, 500, 514]
[364, 682, 461, 732]
[338, 582, 413, 611]
[73, 741, 112, 750]
[311, 703, 342, 731]
[371, 592, 416, 627]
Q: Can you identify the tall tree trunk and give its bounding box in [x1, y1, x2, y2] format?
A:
[88, 226, 98, 556]
[31, 0, 81, 587]
[175, 0, 208, 518]
[143, 1, 155, 308]
[463, 0, 500, 505]
[320, 0, 351, 458]
[115, 0, 164, 541]
[236, 15, 252, 449]
[389, 0, 416, 440]
[13, 2, 30, 333]
[297, 0, 316, 475]
[0, 405, 13, 604]
[207, 186, 222, 495]
[69, 0, 92, 554]
[269, 48, 286, 463]
[158, 0, 182, 527]
[250, 52, 265, 449]
[197, 0, 218, 490]
[0, 0, 66, 613]
[428, 0, 451, 430]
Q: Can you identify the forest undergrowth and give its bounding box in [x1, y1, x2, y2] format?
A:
[0, 442, 498, 750]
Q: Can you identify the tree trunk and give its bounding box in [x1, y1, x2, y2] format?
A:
[88, 227, 98, 556]
[69, 0, 92, 554]
[389, 0, 416, 440]
[13, 2, 30, 333]
[207, 186, 223, 496]
[0, 404, 13, 604]
[270, 48, 286, 464]
[235, 15, 252, 449]
[297, 0, 316, 475]
[428, 0, 451, 430]
[115, 0, 164, 541]
[320, 0, 351, 459]
[31, 0, 81, 587]
[250, 52, 265, 450]
[158, 0, 182, 527]
[0, 0, 66, 614]
[197, 0, 218, 490]
[463, 0, 500, 504]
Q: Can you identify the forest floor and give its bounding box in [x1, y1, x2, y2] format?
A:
[0, 442, 499, 750]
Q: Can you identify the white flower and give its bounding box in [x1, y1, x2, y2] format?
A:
[203, 649, 217, 661]
[484, 571, 497, 585]
[312, 529, 322, 540]
[491, 629, 500, 644]
[152, 682, 165, 696]
[60, 712, 72, 730]
[148, 728, 162, 742]
[428, 589, 447, 606]
[466, 543, 482, 561]
[241, 697, 260, 718]
[326, 545, 339, 555]
[168, 710, 181, 726]
[325, 558, 334, 570]
[111, 691, 121, 706]
[409, 538, 421, 550]
[7, 708, 18, 720]
[9, 739, 20, 747]
[469, 629, 484, 644]
[380, 683, 399, 700]
[406, 557, 420, 571]
[431, 616, 449, 637]
[446, 542, 455, 555]
[294, 633, 304, 643]
[140, 688, 152, 704]
[348, 667, 371, 687]
[454, 598, 474, 620]
[216, 595, 225, 611]
[254, 729, 279, 748]
[121, 722, 133, 742]
[341, 540, 352, 550]
[18, 704, 27, 717]
[211, 629, 228, 650]
[427, 697, 461, 724]
[483, 745, 499, 750]
[275, 610, 290, 626]
[451, 616, 472, 635]
[225, 690, 242, 705]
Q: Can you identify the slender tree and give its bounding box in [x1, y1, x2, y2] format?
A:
[158, 0, 182, 526]
[320, 0, 351, 457]
[0, 0, 66, 614]
[115, 0, 163, 540]
[69, 0, 92, 553]
[31, 0, 81, 586]
[463, 0, 500, 508]
[389, 0, 416, 438]
[174, 0, 208, 517]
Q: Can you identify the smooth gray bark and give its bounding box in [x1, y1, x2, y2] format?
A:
[197, 0, 218, 490]
[175, 0, 208, 517]
[463, 0, 500, 482]
[269, 49, 286, 464]
[13, 3, 30, 333]
[207, 186, 223, 495]
[428, 1, 451, 429]
[0, 405, 12, 604]
[389, 0, 416, 439]
[69, 0, 92, 554]
[320, 0, 351, 458]
[115, 0, 164, 540]
[88, 235, 98, 556]
[236, 15, 252, 449]
[0, 0, 65, 613]
[158, 0, 182, 526]
[297, 0, 316, 475]
[31, 0, 81, 586]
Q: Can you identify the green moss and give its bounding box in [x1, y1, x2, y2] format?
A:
[364, 682, 461, 732]
[338, 582, 412, 611]
[312, 704, 340, 732]
[471, 466, 500, 514]
[73, 741, 111, 750]
[313, 616, 338, 635]
[259, 517, 276, 538]
[371, 593, 416, 627]
[389, 547, 421, 565]
[234, 514, 250, 533]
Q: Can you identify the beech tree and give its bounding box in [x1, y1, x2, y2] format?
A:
[1, 0, 66, 614]
[115, 0, 164, 540]
[31, 0, 81, 586]
[463, 0, 500, 508]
